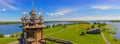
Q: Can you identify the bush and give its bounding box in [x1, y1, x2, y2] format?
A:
[45, 25, 51, 28]
[91, 25, 95, 29]
[94, 22, 97, 24]
[0, 34, 4, 38]
[98, 25, 101, 28]
[52, 24, 56, 27]
[56, 24, 63, 26]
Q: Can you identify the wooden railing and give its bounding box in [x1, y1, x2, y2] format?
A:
[45, 37, 73, 44]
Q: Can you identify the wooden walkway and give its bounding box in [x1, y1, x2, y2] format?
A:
[45, 37, 73, 44]
[45, 29, 64, 35]
[8, 37, 73, 44]
[8, 41, 19, 44]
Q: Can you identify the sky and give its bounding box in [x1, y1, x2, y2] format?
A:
[1, 0, 120, 21]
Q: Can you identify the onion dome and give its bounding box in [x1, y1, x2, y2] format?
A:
[21, 11, 27, 20]
[34, 15, 39, 20]
[30, 9, 37, 17]
[30, 17, 34, 20]
[39, 15, 44, 23]
[39, 15, 44, 20]
[21, 16, 25, 20]
[24, 15, 29, 20]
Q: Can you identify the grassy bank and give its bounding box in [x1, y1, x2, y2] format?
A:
[104, 32, 120, 44]
[0, 37, 18, 44]
[102, 24, 120, 44]
[44, 24, 104, 44]
[0, 22, 21, 24]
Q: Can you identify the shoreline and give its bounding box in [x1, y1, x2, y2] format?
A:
[0, 23, 120, 44]
[0, 22, 21, 25]
[4, 34, 10, 37]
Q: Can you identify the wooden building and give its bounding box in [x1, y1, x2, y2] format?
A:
[18, 0, 46, 44]
[19, 7, 45, 44]
[86, 28, 101, 34]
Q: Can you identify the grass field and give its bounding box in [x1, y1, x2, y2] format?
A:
[0, 23, 120, 44]
[0, 37, 18, 44]
[103, 24, 120, 44]
[44, 24, 104, 44]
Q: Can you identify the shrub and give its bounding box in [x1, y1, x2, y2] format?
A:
[56, 24, 63, 26]
[52, 24, 56, 27]
[91, 25, 95, 29]
[45, 25, 51, 28]
[94, 22, 97, 24]
[98, 25, 101, 28]
[0, 34, 4, 38]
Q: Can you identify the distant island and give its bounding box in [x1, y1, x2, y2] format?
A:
[0, 21, 87, 24]
[0, 20, 120, 25]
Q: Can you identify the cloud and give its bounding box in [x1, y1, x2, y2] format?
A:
[46, 8, 78, 16]
[0, 8, 6, 12]
[22, 11, 28, 15]
[38, 12, 42, 15]
[91, 5, 120, 10]
[104, 0, 120, 2]
[56, 16, 120, 21]
[46, 16, 120, 21]
[0, 0, 19, 10]
[75, 16, 120, 20]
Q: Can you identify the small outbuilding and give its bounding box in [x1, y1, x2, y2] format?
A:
[86, 28, 101, 34]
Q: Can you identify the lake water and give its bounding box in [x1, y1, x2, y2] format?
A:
[0, 22, 74, 34]
[107, 22, 120, 40]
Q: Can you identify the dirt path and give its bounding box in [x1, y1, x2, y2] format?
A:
[8, 41, 19, 44]
[45, 29, 64, 35]
[101, 32, 110, 44]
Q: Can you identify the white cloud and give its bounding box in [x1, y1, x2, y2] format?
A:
[46, 12, 54, 16]
[91, 5, 120, 10]
[0, 0, 19, 10]
[38, 12, 42, 15]
[22, 11, 28, 15]
[105, 0, 120, 2]
[46, 16, 120, 21]
[46, 8, 78, 16]
[65, 16, 120, 21]
[0, 8, 6, 12]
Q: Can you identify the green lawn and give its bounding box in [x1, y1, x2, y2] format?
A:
[44, 24, 104, 44]
[0, 37, 18, 44]
[44, 26, 63, 34]
[0, 23, 120, 44]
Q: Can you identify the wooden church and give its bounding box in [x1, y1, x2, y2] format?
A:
[19, 0, 45, 44]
